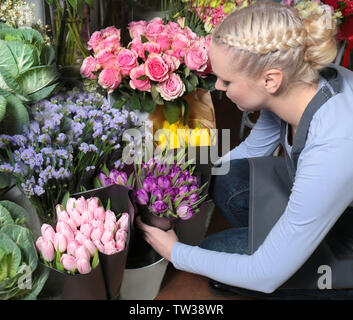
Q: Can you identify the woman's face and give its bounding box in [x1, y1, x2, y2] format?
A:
[209, 42, 266, 112]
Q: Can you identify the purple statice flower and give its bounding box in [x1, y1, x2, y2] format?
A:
[33, 185, 45, 196]
[79, 142, 90, 154]
[11, 135, 27, 147]
[86, 166, 95, 171]
[54, 149, 69, 159]
[39, 166, 54, 183]
[151, 201, 168, 214]
[0, 163, 14, 173]
[56, 133, 66, 144]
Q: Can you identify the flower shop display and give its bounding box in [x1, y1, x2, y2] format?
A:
[0, 200, 49, 300]
[36, 191, 132, 299]
[80, 20, 216, 126]
[0, 90, 143, 225]
[0, 23, 59, 134]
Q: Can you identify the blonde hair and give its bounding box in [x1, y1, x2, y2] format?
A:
[212, 1, 338, 90]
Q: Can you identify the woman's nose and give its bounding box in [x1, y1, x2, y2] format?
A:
[215, 78, 225, 92]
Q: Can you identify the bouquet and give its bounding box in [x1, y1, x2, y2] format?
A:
[35, 196, 129, 274]
[80, 20, 216, 125]
[0, 90, 143, 225]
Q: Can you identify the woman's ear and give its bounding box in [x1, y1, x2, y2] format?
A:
[262, 69, 283, 94]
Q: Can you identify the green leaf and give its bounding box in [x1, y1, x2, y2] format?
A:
[17, 27, 44, 46]
[0, 232, 21, 280]
[0, 40, 18, 78]
[6, 41, 36, 74]
[68, 0, 78, 10]
[0, 66, 26, 98]
[130, 95, 141, 110]
[140, 35, 148, 44]
[17, 65, 59, 95]
[85, 0, 93, 5]
[28, 82, 59, 103]
[0, 95, 6, 123]
[112, 94, 128, 110]
[163, 100, 180, 124]
[106, 198, 111, 211]
[0, 201, 30, 228]
[181, 99, 190, 126]
[0, 204, 14, 227]
[55, 250, 64, 272]
[40, 45, 56, 65]
[61, 191, 71, 209]
[151, 85, 164, 105]
[0, 94, 29, 135]
[92, 249, 99, 269]
[189, 72, 199, 87]
[0, 173, 12, 189]
[141, 94, 157, 113]
[45, 0, 54, 5]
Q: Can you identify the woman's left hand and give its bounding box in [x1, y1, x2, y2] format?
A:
[135, 216, 179, 262]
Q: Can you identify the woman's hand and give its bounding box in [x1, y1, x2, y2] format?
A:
[135, 216, 179, 262]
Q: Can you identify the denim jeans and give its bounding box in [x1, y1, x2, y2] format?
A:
[200, 159, 353, 300]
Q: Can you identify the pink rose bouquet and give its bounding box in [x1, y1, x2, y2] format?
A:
[36, 196, 129, 274]
[80, 19, 216, 125]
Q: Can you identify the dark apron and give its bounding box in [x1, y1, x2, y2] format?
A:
[248, 67, 353, 289]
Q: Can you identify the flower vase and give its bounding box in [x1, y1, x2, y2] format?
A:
[38, 262, 107, 300]
[72, 184, 135, 299]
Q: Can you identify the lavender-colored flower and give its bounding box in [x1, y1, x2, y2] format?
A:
[109, 170, 128, 185]
[176, 204, 193, 220]
[142, 176, 158, 193]
[79, 142, 90, 154]
[151, 200, 168, 214]
[157, 176, 171, 189]
[98, 173, 114, 187]
[135, 189, 149, 206]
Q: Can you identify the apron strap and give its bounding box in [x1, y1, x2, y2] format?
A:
[280, 67, 343, 180]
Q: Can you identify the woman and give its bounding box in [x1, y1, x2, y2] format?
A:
[137, 1, 353, 299]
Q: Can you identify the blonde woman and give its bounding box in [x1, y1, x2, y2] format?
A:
[137, 1, 353, 299]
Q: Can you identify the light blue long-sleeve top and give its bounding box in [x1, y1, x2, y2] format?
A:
[171, 65, 353, 293]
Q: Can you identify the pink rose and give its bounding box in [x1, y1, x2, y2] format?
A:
[171, 33, 190, 51]
[145, 53, 170, 82]
[98, 68, 122, 94]
[87, 31, 104, 53]
[162, 54, 180, 73]
[61, 254, 77, 272]
[156, 33, 172, 51]
[77, 258, 92, 274]
[41, 224, 55, 244]
[116, 49, 138, 76]
[142, 42, 162, 61]
[183, 26, 198, 41]
[157, 73, 185, 101]
[101, 26, 121, 39]
[95, 49, 118, 70]
[150, 17, 164, 25]
[145, 22, 165, 41]
[129, 64, 151, 92]
[184, 41, 208, 72]
[165, 22, 183, 35]
[128, 20, 147, 39]
[54, 232, 67, 253]
[129, 38, 144, 58]
[80, 56, 100, 79]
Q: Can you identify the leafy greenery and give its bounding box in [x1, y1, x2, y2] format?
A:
[0, 23, 60, 135]
[0, 200, 49, 300]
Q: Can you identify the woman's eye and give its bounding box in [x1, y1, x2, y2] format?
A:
[223, 80, 230, 87]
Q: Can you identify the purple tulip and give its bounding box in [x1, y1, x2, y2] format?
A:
[109, 169, 128, 185]
[169, 166, 181, 178]
[98, 172, 114, 186]
[163, 187, 176, 200]
[151, 200, 168, 214]
[151, 187, 163, 201]
[157, 175, 171, 189]
[189, 193, 199, 204]
[178, 185, 189, 195]
[135, 189, 149, 205]
[177, 204, 193, 220]
[142, 176, 158, 192]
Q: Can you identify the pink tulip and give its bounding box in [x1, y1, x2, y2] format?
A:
[61, 254, 77, 272]
[77, 258, 92, 274]
[81, 210, 94, 225]
[87, 197, 99, 214]
[75, 231, 89, 245]
[93, 239, 105, 253]
[105, 210, 117, 223]
[40, 238, 55, 262]
[115, 229, 127, 243]
[75, 196, 87, 214]
[66, 218, 78, 233]
[70, 208, 82, 227]
[91, 219, 104, 232]
[67, 240, 81, 256]
[104, 240, 118, 255]
[115, 238, 126, 252]
[80, 223, 93, 238]
[94, 206, 105, 221]
[76, 245, 91, 261]
[83, 239, 96, 257]
[91, 227, 104, 241]
[104, 219, 116, 232]
[56, 221, 75, 243]
[117, 212, 129, 231]
[56, 205, 69, 221]
[41, 224, 56, 244]
[66, 198, 76, 215]
[35, 236, 45, 252]
[54, 232, 67, 253]
[101, 230, 114, 245]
